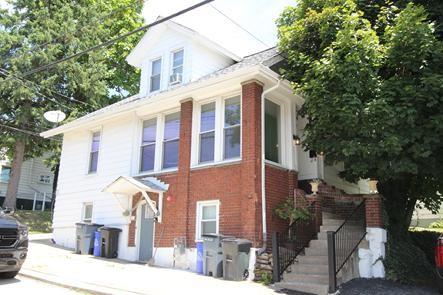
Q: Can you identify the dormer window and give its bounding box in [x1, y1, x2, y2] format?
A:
[150, 58, 162, 92]
[170, 49, 184, 85]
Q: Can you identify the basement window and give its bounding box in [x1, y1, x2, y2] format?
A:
[196, 200, 219, 241]
[82, 203, 93, 223]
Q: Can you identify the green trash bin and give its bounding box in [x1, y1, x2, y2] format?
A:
[221, 238, 252, 281]
[98, 227, 122, 258]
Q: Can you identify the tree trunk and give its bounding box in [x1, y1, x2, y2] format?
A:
[50, 163, 59, 217]
[378, 178, 417, 237]
[3, 139, 26, 209]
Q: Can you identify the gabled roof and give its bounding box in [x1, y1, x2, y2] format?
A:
[41, 47, 285, 138]
[126, 18, 242, 68]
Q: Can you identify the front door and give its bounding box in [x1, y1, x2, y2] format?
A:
[139, 204, 154, 261]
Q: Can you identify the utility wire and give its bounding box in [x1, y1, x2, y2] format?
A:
[0, 0, 215, 83]
[0, 123, 60, 142]
[209, 3, 270, 48]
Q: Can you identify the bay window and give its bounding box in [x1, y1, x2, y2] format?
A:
[141, 118, 157, 172]
[199, 102, 215, 163]
[223, 96, 241, 160]
[162, 112, 180, 169]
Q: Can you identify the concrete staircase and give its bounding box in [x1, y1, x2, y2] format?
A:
[275, 212, 367, 295]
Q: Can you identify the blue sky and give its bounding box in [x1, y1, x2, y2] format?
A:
[143, 0, 295, 56]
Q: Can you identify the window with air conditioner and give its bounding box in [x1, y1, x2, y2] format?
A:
[170, 49, 183, 85]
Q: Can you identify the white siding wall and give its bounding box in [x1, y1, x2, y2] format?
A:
[138, 29, 233, 97]
[53, 114, 138, 260]
[0, 156, 54, 203]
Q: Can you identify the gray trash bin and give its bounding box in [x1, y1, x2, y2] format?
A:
[99, 227, 122, 258]
[221, 238, 252, 281]
[75, 222, 103, 255]
[202, 234, 233, 277]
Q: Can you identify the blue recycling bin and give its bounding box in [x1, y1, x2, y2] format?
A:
[93, 231, 101, 257]
[196, 242, 204, 274]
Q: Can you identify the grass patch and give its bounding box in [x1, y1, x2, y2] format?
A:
[12, 210, 52, 234]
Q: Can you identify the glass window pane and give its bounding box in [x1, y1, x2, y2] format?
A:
[163, 139, 179, 169]
[224, 96, 240, 127]
[89, 151, 98, 173]
[202, 221, 216, 235]
[150, 75, 160, 92]
[141, 144, 155, 171]
[200, 102, 215, 132]
[265, 99, 281, 163]
[172, 66, 183, 76]
[202, 205, 216, 220]
[164, 112, 180, 141]
[224, 126, 240, 159]
[142, 119, 157, 145]
[84, 205, 93, 220]
[91, 132, 100, 152]
[151, 59, 161, 75]
[199, 132, 215, 163]
[0, 166, 11, 182]
[173, 50, 184, 68]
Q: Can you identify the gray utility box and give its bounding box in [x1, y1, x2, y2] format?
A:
[75, 222, 103, 255]
[99, 227, 122, 258]
[222, 238, 252, 281]
[202, 234, 233, 278]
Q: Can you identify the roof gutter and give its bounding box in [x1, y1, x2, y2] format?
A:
[259, 76, 281, 254]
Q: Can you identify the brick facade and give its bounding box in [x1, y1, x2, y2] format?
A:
[127, 80, 270, 249]
[364, 194, 384, 228]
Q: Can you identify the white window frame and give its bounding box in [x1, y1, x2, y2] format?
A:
[195, 200, 220, 242]
[87, 129, 102, 175]
[264, 98, 282, 165]
[191, 93, 242, 168]
[0, 165, 11, 183]
[222, 95, 242, 161]
[140, 117, 158, 173]
[82, 202, 93, 223]
[162, 111, 181, 169]
[149, 57, 162, 93]
[169, 48, 184, 85]
[198, 101, 216, 164]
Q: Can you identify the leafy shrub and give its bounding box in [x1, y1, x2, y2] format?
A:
[409, 230, 440, 267]
[274, 197, 311, 226]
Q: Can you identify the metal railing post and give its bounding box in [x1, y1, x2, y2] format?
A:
[272, 232, 280, 282]
[327, 231, 337, 293]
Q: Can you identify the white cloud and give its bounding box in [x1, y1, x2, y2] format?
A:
[142, 0, 294, 57]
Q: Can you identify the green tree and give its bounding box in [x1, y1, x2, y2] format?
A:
[0, 0, 143, 208]
[277, 0, 443, 235]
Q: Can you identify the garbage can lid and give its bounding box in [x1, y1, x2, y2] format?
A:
[98, 227, 122, 232]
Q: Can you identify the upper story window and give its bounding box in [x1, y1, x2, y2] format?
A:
[199, 102, 216, 163]
[223, 96, 241, 160]
[265, 99, 281, 163]
[162, 112, 180, 169]
[150, 58, 162, 92]
[170, 49, 184, 85]
[39, 175, 51, 184]
[141, 118, 157, 172]
[0, 166, 11, 183]
[89, 131, 100, 173]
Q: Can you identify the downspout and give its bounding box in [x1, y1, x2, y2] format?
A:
[259, 78, 281, 254]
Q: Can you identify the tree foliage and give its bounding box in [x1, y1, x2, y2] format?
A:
[278, 0, 443, 232]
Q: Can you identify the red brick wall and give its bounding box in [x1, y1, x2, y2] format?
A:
[265, 164, 298, 245]
[364, 194, 383, 228]
[128, 193, 141, 247]
[127, 80, 267, 249]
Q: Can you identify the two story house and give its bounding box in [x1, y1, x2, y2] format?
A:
[41, 20, 370, 271]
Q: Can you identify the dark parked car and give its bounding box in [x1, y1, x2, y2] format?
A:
[0, 207, 28, 279]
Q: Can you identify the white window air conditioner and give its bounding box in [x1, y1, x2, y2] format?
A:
[169, 73, 183, 85]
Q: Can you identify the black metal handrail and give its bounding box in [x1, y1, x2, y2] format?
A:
[327, 199, 366, 293]
[272, 202, 317, 282]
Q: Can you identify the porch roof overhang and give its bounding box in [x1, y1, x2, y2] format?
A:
[102, 176, 169, 217]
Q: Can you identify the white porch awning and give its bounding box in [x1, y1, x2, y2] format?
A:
[102, 176, 169, 219]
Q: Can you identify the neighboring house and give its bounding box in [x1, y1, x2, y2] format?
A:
[41, 19, 381, 277]
[0, 155, 54, 210]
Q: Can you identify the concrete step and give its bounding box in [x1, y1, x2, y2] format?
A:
[309, 239, 327, 249]
[322, 212, 338, 220]
[319, 224, 362, 233]
[305, 246, 328, 256]
[297, 255, 328, 265]
[292, 263, 328, 275]
[283, 273, 329, 285]
[322, 218, 344, 226]
[276, 281, 328, 295]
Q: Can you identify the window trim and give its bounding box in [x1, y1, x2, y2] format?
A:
[169, 48, 184, 85]
[198, 101, 216, 164]
[149, 57, 162, 93]
[195, 200, 220, 242]
[161, 111, 181, 169]
[264, 98, 282, 164]
[222, 95, 242, 161]
[140, 117, 158, 173]
[82, 202, 93, 223]
[0, 165, 11, 183]
[87, 129, 102, 175]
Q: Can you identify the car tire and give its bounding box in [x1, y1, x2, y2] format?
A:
[0, 271, 19, 279]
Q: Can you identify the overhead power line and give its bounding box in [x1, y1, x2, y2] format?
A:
[209, 3, 269, 48]
[0, 123, 60, 142]
[0, 0, 215, 83]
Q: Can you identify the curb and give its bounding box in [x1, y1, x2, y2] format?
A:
[19, 269, 112, 295]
